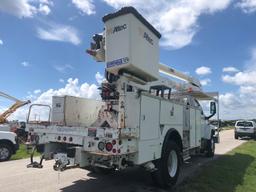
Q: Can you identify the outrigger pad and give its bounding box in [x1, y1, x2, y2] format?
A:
[27, 161, 43, 168]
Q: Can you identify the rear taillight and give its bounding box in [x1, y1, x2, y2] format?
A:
[112, 140, 116, 145]
[105, 142, 113, 151]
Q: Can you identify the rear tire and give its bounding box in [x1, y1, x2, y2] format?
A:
[151, 141, 180, 188]
[0, 143, 12, 162]
[206, 136, 215, 157]
[234, 133, 238, 140]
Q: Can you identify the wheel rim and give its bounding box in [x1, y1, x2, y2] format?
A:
[167, 150, 178, 177]
[0, 147, 10, 160]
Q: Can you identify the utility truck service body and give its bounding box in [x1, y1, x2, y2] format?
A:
[26, 7, 219, 187]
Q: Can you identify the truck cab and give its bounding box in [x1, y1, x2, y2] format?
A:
[0, 131, 19, 161]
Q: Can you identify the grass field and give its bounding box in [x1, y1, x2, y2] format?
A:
[11, 144, 40, 160]
[177, 141, 256, 192]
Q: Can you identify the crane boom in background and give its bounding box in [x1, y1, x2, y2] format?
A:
[0, 91, 31, 124]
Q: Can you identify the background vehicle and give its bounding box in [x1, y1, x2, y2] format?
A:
[0, 131, 19, 161]
[0, 92, 30, 144]
[26, 7, 219, 188]
[234, 120, 256, 139]
[0, 91, 30, 125]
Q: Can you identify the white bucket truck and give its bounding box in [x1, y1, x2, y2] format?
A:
[26, 7, 219, 188]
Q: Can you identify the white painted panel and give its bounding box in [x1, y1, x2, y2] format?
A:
[195, 109, 202, 146]
[51, 96, 104, 127]
[105, 14, 130, 74]
[125, 92, 140, 129]
[52, 96, 65, 113]
[190, 108, 196, 148]
[140, 95, 159, 140]
[105, 13, 159, 81]
[160, 100, 183, 126]
[137, 139, 161, 164]
[52, 96, 65, 123]
[51, 112, 64, 124]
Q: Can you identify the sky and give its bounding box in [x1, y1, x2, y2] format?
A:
[0, 0, 256, 120]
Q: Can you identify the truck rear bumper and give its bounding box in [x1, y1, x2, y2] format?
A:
[235, 132, 255, 138]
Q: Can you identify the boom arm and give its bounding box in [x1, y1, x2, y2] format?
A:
[0, 91, 31, 123]
[159, 63, 201, 88]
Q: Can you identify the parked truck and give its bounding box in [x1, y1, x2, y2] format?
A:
[0, 131, 19, 161]
[26, 7, 219, 188]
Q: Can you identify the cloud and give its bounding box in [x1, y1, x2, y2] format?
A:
[34, 78, 100, 105]
[220, 47, 256, 119]
[0, 0, 53, 18]
[219, 91, 256, 120]
[72, 0, 95, 15]
[38, 0, 53, 6]
[36, 23, 81, 45]
[54, 64, 73, 73]
[95, 72, 104, 84]
[59, 78, 65, 83]
[200, 78, 211, 86]
[21, 61, 30, 67]
[222, 71, 256, 85]
[38, 4, 51, 15]
[222, 66, 239, 73]
[222, 48, 256, 85]
[103, 0, 232, 49]
[33, 89, 41, 94]
[0, 39, 3, 45]
[7, 73, 103, 121]
[195, 66, 212, 75]
[236, 0, 256, 13]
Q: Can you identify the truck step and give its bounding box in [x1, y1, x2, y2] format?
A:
[182, 148, 191, 161]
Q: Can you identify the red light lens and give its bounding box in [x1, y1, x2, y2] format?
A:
[86, 49, 96, 56]
[105, 142, 113, 151]
[112, 149, 116, 153]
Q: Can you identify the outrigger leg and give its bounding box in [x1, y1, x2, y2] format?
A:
[27, 146, 44, 168]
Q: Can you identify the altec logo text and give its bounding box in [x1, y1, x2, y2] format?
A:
[106, 24, 127, 35]
[138, 27, 154, 45]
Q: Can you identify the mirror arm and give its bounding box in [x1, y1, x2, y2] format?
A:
[205, 112, 216, 120]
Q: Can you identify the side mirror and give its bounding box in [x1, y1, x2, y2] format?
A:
[205, 102, 217, 120]
[210, 102, 216, 115]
